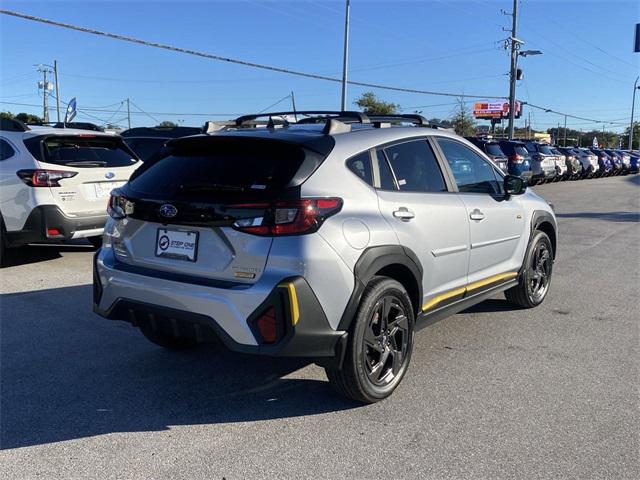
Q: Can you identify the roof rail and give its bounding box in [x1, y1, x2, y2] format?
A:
[234, 110, 370, 127]
[0, 118, 30, 132]
[366, 114, 429, 126]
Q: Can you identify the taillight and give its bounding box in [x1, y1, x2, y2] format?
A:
[107, 190, 134, 219]
[16, 169, 77, 187]
[231, 198, 343, 236]
[508, 154, 524, 164]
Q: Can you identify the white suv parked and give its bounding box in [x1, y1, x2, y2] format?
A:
[0, 118, 140, 266]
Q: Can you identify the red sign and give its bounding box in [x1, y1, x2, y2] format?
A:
[473, 101, 521, 120]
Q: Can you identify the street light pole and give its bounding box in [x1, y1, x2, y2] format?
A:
[563, 114, 567, 146]
[507, 0, 519, 140]
[340, 0, 350, 112]
[629, 76, 639, 149]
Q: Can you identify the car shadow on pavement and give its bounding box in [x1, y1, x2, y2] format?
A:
[554, 211, 639, 223]
[459, 298, 521, 314]
[0, 285, 359, 450]
[3, 242, 95, 267]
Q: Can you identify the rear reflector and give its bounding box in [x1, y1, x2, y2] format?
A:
[255, 307, 278, 344]
[47, 228, 61, 236]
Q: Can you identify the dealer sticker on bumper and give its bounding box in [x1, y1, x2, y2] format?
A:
[155, 229, 198, 262]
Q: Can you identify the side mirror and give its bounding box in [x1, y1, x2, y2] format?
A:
[504, 175, 526, 196]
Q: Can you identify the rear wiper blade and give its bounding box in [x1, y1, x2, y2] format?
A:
[63, 160, 108, 166]
[179, 183, 245, 192]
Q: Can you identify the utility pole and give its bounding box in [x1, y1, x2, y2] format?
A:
[563, 114, 567, 146]
[340, 0, 350, 111]
[126, 98, 131, 129]
[53, 60, 61, 123]
[290, 91, 298, 122]
[36, 65, 53, 123]
[629, 76, 639, 149]
[507, 0, 519, 140]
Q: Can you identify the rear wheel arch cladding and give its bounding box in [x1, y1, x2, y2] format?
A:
[338, 246, 423, 331]
[531, 210, 557, 259]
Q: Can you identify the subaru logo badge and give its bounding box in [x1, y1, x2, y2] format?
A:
[105, 172, 115, 179]
[159, 204, 178, 218]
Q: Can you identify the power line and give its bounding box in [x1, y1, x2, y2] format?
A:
[0, 100, 239, 117]
[128, 99, 160, 124]
[0, 9, 506, 100]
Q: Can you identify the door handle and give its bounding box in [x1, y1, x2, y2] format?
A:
[469, 208, 485, 221]
[393, 207, 415, 221]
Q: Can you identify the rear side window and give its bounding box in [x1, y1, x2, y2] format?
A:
[437, 138, 501, 195]
[346, 151, 373, 186]
[0, 139, 15, 160]
[26, 135, 139, 168]
[375, 148, 397, 190]
[382, 139, 447, 193]
[129, 138, 307, 198]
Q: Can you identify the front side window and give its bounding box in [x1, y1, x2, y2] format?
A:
[0, 139, 15, 161]
[437, 138, 501, 195]
[382, 139, 447, 193]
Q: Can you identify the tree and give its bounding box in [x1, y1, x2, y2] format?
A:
[0, 111, 43, 124]
[354, 92, 399, 115]
[157, 121, 178, 128]
[450, 99, 476, 137]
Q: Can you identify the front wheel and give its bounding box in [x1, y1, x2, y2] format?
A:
[505, 230, 553, 308]
[325, 277, 414, 403]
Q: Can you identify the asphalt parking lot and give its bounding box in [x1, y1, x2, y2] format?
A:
[1, 175, 638, 480]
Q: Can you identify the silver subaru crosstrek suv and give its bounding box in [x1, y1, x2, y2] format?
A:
[94, 111, 557, 403]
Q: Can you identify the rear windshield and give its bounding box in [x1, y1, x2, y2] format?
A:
[124, 138, 167, 162]
[538, 144, 554, 155]
[27, 135, 139, 168]
[128, 138, 307, 198]
[485, 143, 504, 156]
[513, 145, 529, 156]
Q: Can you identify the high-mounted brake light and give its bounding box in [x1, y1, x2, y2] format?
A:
[230, 198, 343, 236]
[16, 169, 78, 187]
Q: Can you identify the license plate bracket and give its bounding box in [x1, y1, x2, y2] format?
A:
[155, 228, 199, 262]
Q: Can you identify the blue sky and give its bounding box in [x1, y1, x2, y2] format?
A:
[1, 0, 638, 132]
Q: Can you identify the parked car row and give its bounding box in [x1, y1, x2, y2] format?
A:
[466, 137, 639, 185]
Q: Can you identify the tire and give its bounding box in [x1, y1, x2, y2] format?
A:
[0, 217, 8, 268]
[88, 236, 103, 249]
[325, 277, 414, 403]
[505, 230, 553, 309]
[138, 319, 198, 350]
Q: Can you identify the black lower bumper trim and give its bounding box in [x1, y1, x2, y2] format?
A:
[6, 205, 107, 246]
[94, 276, 346, 359]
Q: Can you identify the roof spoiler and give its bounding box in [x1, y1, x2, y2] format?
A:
[0, 118, 30, 132]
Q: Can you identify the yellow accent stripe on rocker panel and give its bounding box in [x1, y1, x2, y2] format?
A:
[422, 271, 518, 312]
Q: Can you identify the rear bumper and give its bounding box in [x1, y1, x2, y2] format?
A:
[93, 250, 346, 359]
[5, 205, 107, 246]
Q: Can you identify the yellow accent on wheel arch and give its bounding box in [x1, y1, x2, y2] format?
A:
[278, 282, 300, 326]
[421, 271, 518, 312]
